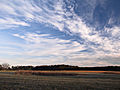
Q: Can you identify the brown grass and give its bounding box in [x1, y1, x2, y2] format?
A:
[15, 70, 120, 76]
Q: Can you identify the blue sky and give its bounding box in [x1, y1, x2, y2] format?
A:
[0, 0, 120, 66]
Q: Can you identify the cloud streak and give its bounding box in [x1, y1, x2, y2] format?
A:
[0, 0, 120, 66]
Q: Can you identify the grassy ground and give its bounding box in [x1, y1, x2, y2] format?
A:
[0, 71, 120, 90]
[15, 70, 120, 75]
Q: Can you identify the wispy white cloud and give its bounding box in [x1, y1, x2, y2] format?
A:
[0, 18, 29, 27]
[12, 31, 120, 66]
[0, 0, 120, 66]
[13, 33, 86, 56]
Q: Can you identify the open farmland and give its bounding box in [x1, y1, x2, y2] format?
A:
[0, 71, 120, 90]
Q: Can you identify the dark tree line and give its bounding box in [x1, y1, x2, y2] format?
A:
[11, 65, 120, 71]
[0, 63, 120, 71]
[12, 66, 33, 70]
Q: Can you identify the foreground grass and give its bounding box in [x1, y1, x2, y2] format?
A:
[0, 71, 120, 90]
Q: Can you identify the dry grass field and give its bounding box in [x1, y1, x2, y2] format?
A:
[0, 70, 120, 90]
[15, 70, 120, 76]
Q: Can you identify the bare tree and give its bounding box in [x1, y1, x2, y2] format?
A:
[1, 63, 10, 69]
[0, 65, 2, 70]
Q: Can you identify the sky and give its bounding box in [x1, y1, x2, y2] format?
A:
[0, 0, 120, 66]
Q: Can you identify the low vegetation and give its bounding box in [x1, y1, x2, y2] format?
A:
[0, 70, 120, 90]
[15, 70, 120, 76]
[0, 63, 120, 90]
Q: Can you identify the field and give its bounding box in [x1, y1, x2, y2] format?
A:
[0, 70, 120, 90]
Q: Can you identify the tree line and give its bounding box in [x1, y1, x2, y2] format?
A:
[0, 63, 120, 71]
